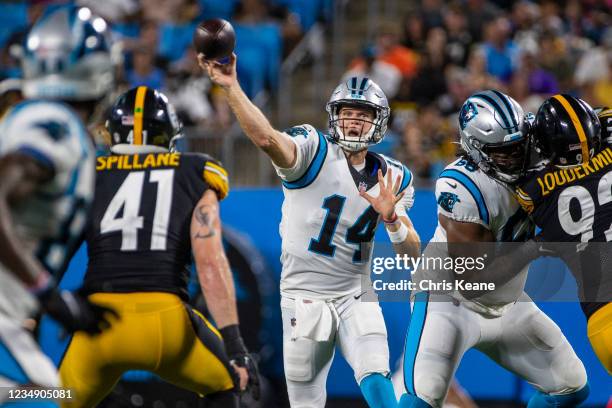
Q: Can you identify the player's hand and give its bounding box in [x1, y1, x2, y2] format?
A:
[38, 287, 118, 335]
[360, 169, 404, 220]
[198, 53, 238, 89]
[220, 324, 261, 400]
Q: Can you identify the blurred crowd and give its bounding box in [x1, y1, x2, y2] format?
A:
[345, 0, 611, 184]
[1, 0, 611, 185]
[0, 0, 331, 130]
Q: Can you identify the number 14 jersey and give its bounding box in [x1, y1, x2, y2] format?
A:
[84, 152, 228, 300]
[274, 124, 414, 299]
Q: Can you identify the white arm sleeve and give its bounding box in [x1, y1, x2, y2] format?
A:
[273, 124, 321, 182]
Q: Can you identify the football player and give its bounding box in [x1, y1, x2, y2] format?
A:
[201, 54, 420, 407]
[58, 86, 259, 407]
[400, 91, 589, 408]
[0, 6, 117, 403]
[516, 95, 612, 374]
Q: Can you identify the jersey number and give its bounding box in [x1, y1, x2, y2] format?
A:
[309, 195, 379, 262]
[558, 170, 612, 242]
[100, 170, 174, 251]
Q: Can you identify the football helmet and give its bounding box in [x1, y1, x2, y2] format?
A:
[326, 76, 390, 151]
[534, 94, 600, 167]
[21, 5, 115, 101]
[594, 106, 611, 149]
[459, 90, 531, 184]
[106, 86, 183, 154]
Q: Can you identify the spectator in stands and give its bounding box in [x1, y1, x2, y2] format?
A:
[409, 27, 448, 105]
[344, 45, 402, 100]
[464, 0, 500, 42]
[464, 47, 503, 94]
[438, 67, 472, 117]
[481, 15, 521, 83]
[444, 5, 472, 67]
[401, 10, 426, 53]
[376, 26, 419, 81]
[575, 27, 612, 108]
[164, 48, 225, 128]
[538, 30, 574, 91]
[157, 0, 200, 63]
[420, 0, 444, 32]
[126, 47, 166, 89]
[400, 103, 455, 181]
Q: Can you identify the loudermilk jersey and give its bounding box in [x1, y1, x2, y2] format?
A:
[274, 124, 414, 299]
[517, 147, 612, 318]
[0, 100, 95, 321]
[421, 157, 534, 316]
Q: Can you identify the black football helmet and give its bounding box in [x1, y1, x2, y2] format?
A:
[533, 94, 601, 167]
[595, 106, 612, 148]
[106, 86, 183, 154]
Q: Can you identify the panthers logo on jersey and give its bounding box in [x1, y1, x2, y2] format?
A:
[437, 192, 461, 213]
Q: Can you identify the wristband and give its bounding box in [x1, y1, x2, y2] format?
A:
[382, 212, 398, 224]
[219, 324, 248, 356]
[387, 222, 409, 243]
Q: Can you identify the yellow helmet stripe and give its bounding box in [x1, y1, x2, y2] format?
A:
[133, 86, 148, 145]
[553, 94, 589, 162]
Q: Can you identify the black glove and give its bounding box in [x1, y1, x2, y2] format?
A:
[219, 324, 261, 401]
[37, 284, 118, 335]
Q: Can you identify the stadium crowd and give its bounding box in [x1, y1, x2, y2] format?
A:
[0, 0, 611, 185]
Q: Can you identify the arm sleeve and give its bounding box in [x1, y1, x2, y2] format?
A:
[272, 124, 321, 182]
[435, 175, 490, 228]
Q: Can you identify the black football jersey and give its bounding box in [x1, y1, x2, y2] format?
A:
[83, 152, 229, 300]
[517, 147, 612, 318]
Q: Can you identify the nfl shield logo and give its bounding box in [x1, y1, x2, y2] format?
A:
[358, 181, 367, 193]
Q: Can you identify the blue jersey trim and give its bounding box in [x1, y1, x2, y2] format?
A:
[0, 339, 30, 384]
[439, 169, 490, 225]
[403, 291, 429, 395]
[398, 165, 413, 193]
[282, 131, 328, 189]
[16, 146, 55, 173]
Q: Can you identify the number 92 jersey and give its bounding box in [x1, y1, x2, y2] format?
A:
[516, 147, 612, 318]
[83, 152, 229, 300]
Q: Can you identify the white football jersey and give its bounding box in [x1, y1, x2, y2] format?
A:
[274, 124, 414, 299]
[0, 100, 95, 321]
[427, 157, 534, 316]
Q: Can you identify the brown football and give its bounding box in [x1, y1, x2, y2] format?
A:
[193, 18, 236, 60]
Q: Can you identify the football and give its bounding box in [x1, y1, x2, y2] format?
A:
[193, 18, 235, 61]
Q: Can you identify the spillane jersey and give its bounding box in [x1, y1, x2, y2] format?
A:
[274, 124, 414, 299]
[84, 152, 229, 300]
[0, 100, 94, 320]
[426, 158, 534, 316]
[517, 147, 612, 318]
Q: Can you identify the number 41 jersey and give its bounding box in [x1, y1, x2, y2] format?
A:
[84, 152, 229, 300]
[274, 124, 414, 299]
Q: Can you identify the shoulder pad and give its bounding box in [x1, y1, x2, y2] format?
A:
[203, 157, 229, 200]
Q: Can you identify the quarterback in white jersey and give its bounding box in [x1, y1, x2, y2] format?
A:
[0, 6, 116, 402]
[399, 91, 589, 408]
[202, 53, 420, 408]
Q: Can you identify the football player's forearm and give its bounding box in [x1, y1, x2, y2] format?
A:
[0, 164, 46, 286]
[391, 216, 421, 258]
[224, 84, 296, 168]
[197, 253, 239, 328]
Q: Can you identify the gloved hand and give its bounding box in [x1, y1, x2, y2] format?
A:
[34, 277, 118, 335]
[219, 324, 261, 401]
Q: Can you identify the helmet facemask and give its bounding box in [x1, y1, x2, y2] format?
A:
[327, 101, 389, 152]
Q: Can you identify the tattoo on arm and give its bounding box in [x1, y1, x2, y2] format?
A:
[194, 204, 216, 239]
